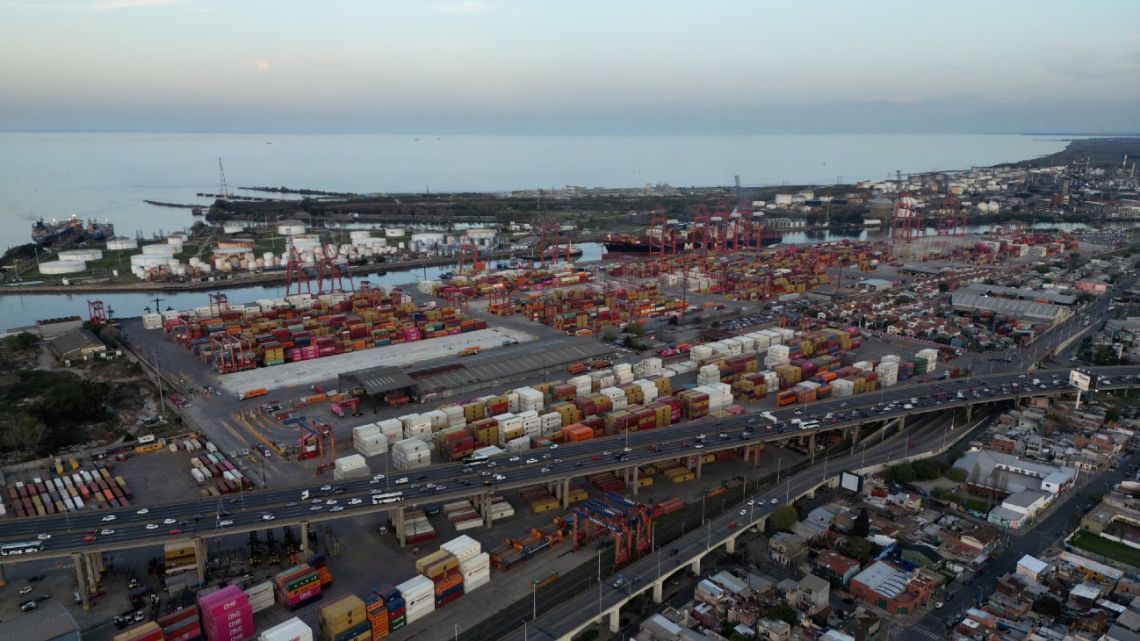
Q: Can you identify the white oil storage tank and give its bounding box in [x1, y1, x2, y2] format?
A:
[106, 237, 138, 251]
[40, 259, 86, 275]
[58, 249, 103, 261]
[277, 220, 307, 236]
[141, 243, 177, 256]
[222, 223, 246, 234]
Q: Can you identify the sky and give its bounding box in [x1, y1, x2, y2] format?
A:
[1, 0, 1138, 134]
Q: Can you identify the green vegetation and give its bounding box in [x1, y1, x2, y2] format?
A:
[842, 537, 880, 564]
[760, 601, 799, 626]
[944, 467, 968, 482]
[1069, 530, 1140, 568]
[881, 460, 945, 485]
[766, 504, 798, 533]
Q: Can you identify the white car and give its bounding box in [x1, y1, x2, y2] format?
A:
[219, 520, 233, 527]
[370, 475, 386, 484]
[310, 505, 323, 511]
[100, 528, 115, 535]
[261, 514, 275, 521]
[509, 456, 520, 462]
[326, 499, 337, 505]
[348, 498, 362, 506]
[163, 518, 177, 525]
[693, 444, 704, 449]
[602, 450, 612, 456]
[746, 499, 755, 506]
[525, 458, 538, 465]
[394, 477, 409, 485]
[623, 446, 632, 452]
[145, 523, 159, 530]
[541, 467, 551, 473]
[549, 444, 558, 449]
[330, 506, 344, 512]
[493, 474, 507, 481]
[36, 533, 51, 540]
[739, 509, 747, 516]
[101, 515, 117, 522]
[320, 485, 332, 491]
[136, 508, 149, 515]
[770, 498, 778, 505]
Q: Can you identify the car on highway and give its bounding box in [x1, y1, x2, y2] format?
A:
[610, 576, 625, 589]
[136, 508, 149, 515]
[169, 528, 183, 536]
[394, 477, 409, 485]
[145, 523, 158, 530]
[693, 443, 704, 449]
[36, 533, 51, 540]
[261, 514, 275, 521]
[325, 499, 337, 505]
[330, 506, 344, 512]
[21, 600, 39, 612]
[541, 467, 551, 473]
[102, 515, 117, 522]
[370, 474, 386, 483]
[100, 528, 115, 535]
[163, 518, 177, 525]
[19, 585, 33, 595]
[718, 432, 729, 439]
[525, 458, 538, 464]
[493, 473, 507, 481]
[739, 509, 747, 516]
[320, 484, 332, 492]
[218, 520, 233, 527]
[770, 498, 778, 505]
[82, 534, 96, 544]
[348, 498, 363, 505]
[310, 505, 322, 511]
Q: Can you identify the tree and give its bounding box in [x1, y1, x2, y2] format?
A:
[768, 504, 798, 532]
[842, 537, 874, 564]
[853, 508, 870, 537]
[937, 282, 950, 293]
[1032, 596, 1063, 617]
[945, 467, 967, 482]
[761, 601, 799, 626]
[1106, 407, 1121, 422]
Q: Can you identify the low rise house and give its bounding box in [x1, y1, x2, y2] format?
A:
[814, 551, 861, 587]
[849, 561, 937, 616]
[798, 574, 830, 615]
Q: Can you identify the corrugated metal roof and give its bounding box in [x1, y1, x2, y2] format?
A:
[853, 561, 910, 599]
[962, 284, 1077, 305]
[951, 292, 1065, 322]
[340, 366, 417, 396]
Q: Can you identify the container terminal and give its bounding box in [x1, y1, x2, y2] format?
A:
[0, 151, 1139, 641]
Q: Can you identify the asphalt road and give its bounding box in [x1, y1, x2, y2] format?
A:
[3, 364, 1139, 562]
[501, 412, 988, 641]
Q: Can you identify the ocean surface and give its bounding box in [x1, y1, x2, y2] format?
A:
[0, 131, 1080, 328]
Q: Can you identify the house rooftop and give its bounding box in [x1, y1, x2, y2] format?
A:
[853, 561, 911, 599]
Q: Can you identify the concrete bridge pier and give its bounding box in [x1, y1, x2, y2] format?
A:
[72, 553, 90, 610]
[965, 403, 973, 422]
[725, 536, 736, 554]
[560, 478, 571, 509]
[300, 520, 310, 553]
[0, 563, 6, 587]
[393, 508, 407, 547]
[608, 608, 621, 633]
[631, 466, 640, 496]
[695, 456, 703, 480]
[482, 492, 493, 529]
[194, 537, 208, 584]
[652, 580, 664, 603]
[690, 557, 701, 574]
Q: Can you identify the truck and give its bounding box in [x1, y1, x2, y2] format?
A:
[239, 388, 268, 401]
[459, 346, 481, 357]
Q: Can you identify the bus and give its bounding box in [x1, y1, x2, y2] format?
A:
[136, 434, 156, 445]
[760, 411, 778, 424]
[1, 540, 45, 556]
[371, 492, 404, 505]
[463, 454, 489, 466]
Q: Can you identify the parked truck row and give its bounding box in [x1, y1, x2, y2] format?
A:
[4, 465, 133, 518]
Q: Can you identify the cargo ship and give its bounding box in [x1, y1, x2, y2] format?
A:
[31, 215, 115, 247]
[603, 228, 784, 254]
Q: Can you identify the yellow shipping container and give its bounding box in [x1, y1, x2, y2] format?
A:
[637, 477, 653, 488]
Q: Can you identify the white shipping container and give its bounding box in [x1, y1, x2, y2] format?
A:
[259, 618, 313, 641]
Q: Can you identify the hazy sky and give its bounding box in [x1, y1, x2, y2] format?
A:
[1, 0, 1138, 134]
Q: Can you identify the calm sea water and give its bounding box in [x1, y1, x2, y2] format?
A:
[0, 131, 1077, 328]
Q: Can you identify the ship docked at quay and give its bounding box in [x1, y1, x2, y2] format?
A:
[31, 215, 115, 247]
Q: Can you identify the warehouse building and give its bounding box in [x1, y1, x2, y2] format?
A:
[961, 284, 1078, 307]
[48, 328, 108, 364]
[950, 292, 1071, 325]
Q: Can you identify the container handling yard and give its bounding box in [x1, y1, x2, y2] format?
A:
[1, 170, 1138, 641]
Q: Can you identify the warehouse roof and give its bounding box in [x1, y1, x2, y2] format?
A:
[852, 561, 910, 599]
[0, 602, 80, 641]
[340, 365, 418, 396]
[962, 284, 1078, 306]
[950, 292, 1066, 322]
[412, 342, 615, 395]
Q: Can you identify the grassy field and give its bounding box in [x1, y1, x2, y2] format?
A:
[1070, 530, 1140, 568]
